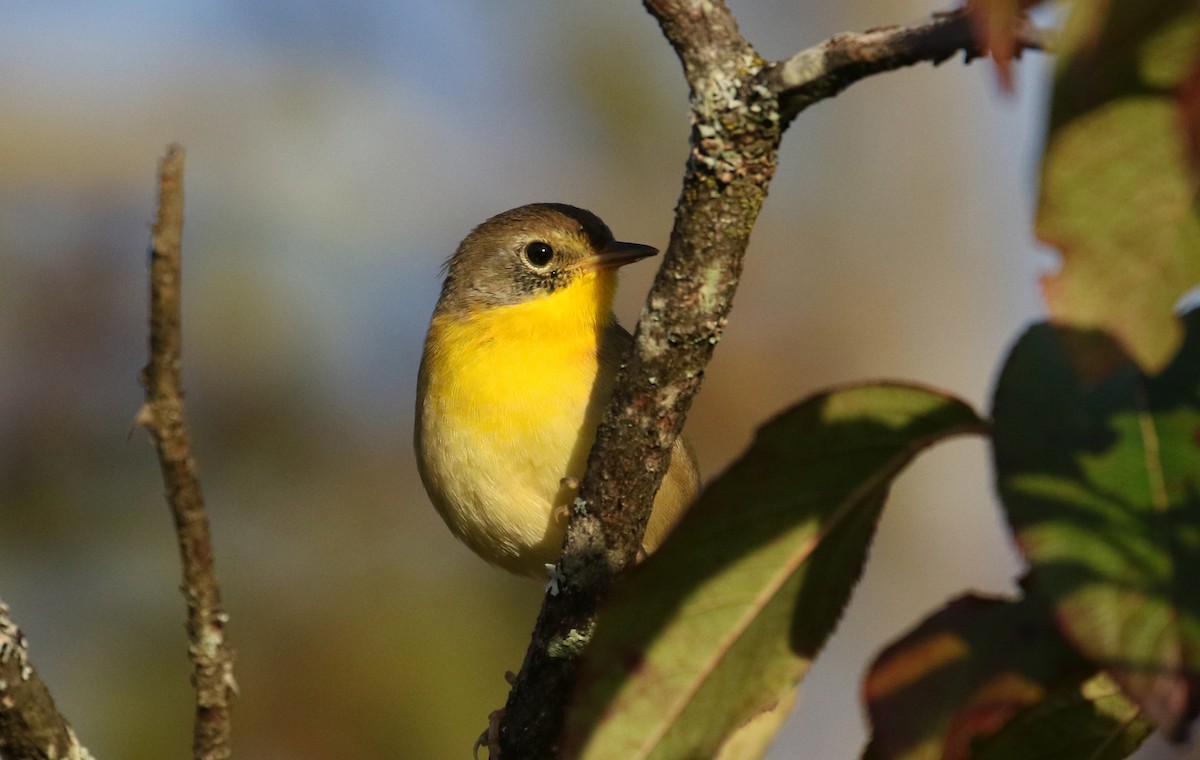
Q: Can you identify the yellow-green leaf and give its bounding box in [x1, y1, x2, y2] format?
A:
[1037, 0, 1200, 373]
[564, 383, 984, 760]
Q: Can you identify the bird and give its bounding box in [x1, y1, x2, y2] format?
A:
[414, 203, 700, 578]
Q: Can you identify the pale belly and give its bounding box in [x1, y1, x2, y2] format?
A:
[415, 317, 608, 577]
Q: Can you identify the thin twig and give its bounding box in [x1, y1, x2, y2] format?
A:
[137, 144, 235, 760]
[767, 8, 1048, 124]
[0, 601, 94, 760]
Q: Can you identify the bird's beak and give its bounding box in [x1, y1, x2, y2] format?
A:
[575, 240, 658, 273]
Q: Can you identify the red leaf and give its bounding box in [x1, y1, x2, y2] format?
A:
[1176, 56, 1200, 184]
[965, 0, 1045, 91]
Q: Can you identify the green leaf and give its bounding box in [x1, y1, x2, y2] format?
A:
[1036, 0, 1200, 373]
[992, 311, 1200, 739]
[863, 593, 1150, 760]
[972, 672, 1152, 760]
[564, 383, 985, 760]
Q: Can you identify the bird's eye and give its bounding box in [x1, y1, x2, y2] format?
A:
[523, 241, 554, 268]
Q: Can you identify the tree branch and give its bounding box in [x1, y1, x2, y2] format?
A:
[767, 8, 1048, 124]
[498, 2, 780, 756]
[136, 144, 236, 760]
[0, 601, 93, 760]
[496, 3, 1048, 757]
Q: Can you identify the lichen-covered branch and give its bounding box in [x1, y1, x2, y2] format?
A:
[768, 8, 1048, 124]
[497, 1, 780, 756]
[0, 601, 94, 760]
[495, 3, 1046, 757]
[137, 144, 236, 760]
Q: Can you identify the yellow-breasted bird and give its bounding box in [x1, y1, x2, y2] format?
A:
[415, 203, 700, 578]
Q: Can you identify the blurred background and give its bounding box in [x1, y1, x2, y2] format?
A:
[1, 1, 1179, 758]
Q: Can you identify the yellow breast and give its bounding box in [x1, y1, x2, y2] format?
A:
[415, 272, 618, 576]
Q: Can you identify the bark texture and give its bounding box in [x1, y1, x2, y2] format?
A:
[138, 144, 236, 760]
[0, 602, 93, 760]
[496, 4, 1043, 758]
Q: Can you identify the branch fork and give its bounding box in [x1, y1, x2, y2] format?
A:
[495, 3, 1048, 757]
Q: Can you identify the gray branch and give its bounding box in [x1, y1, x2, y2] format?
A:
[0, 601, 94, 760]
[768, 9, 1049, 124]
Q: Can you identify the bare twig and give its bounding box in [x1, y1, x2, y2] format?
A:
[496, 3, 1047, 757]
[767, 8, 1048, 124]
[137, 144, 235, 760]
[0, 601, 93, 760]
